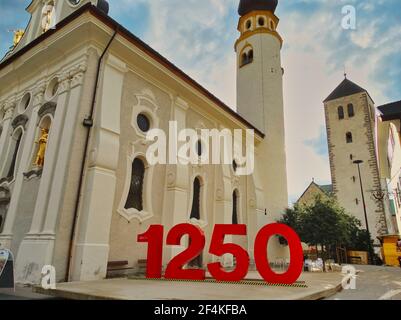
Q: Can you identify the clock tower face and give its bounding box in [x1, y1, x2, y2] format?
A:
[68, 0, 82, 6]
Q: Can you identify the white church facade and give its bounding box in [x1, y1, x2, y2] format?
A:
[0, 0, 290, 284]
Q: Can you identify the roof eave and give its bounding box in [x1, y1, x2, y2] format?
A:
[0, 3, 265, 139]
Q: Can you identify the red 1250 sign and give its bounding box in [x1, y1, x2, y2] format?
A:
[138, 223, 303, 284]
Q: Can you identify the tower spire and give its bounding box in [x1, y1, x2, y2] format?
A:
[238, 0, 278, 16]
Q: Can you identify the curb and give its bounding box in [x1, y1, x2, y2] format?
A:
[33, 275, 344, 301]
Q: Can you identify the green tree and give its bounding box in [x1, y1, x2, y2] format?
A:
[278, 195, 371, 265]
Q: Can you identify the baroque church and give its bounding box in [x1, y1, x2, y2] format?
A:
[0, 0, 290, 284]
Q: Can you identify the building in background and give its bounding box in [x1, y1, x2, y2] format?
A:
[324, 77, 401, 253]
[296, 180, 333, 207]
[377, 100, 401, 235]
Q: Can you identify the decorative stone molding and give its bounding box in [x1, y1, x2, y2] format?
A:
[0, 186, 10, 205]
[0, 177, 12, 185]
[11, 114, 29, 130]
[167, 172, 176, 187]
[132, 90, 160, 139]
[69, 63, 87, 88]
[38, 101, 57, 119]
[117, 152, 154, 223]
[249, 198, 256, 209]
[33, 83, 47, 106]
[215, 188, 223, 201]
[58, 73, 71, 94]
[175, 96, 189, 111]
[23, 168, 43, 181]
[3, 100, 16, 120]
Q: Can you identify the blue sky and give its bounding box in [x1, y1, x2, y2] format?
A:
[1, 0, 400, 203]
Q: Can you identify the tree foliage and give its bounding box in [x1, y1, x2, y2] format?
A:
[278, 195, 372, 259]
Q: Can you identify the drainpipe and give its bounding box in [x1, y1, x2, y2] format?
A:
[66, 28, 118, 282]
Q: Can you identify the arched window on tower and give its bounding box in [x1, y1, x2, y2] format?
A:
[348, 104, 355, 118]
[346, 132, 353, 144]
[240, 46, 254, 67]
[125, 158, 145, 212]
[190, 177, 201, 220]
[248, 49, 253, 61]
[270, 20, 275, 30]
[338, 106, 345, 120]
[232, 190, 239, 225]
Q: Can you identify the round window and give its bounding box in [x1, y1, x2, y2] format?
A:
[18, 93, 31, 113]
[46, 77, 59, 99]
[246, 20, 252, 30]
[137, 113, 151, 132]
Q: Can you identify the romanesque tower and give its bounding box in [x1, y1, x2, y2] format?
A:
[236, 0, 289, 225]
[324, 77, 388, 242]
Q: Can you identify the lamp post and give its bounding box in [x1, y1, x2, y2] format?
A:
[353, 160, 374, 264]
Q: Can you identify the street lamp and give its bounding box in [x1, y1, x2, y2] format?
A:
[353, 160, 374, 264]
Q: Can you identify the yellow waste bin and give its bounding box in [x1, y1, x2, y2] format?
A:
[379, 235, 401, 267]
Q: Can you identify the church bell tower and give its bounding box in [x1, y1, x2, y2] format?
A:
[235, 0, 288, 224]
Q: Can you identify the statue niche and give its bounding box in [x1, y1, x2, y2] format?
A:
[31, 115, 52, 171]
[33, 128, 49, 168]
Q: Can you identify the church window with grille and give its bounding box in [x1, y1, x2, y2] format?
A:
[125, 158, 145, 211]
[348, 104, 355, 118]
[346, 132, 353, 144]
[338, 106, 344, 120]
[137, 113, 151, 133]
[240, 47, 254, 67]
[190, 177, 201, 220]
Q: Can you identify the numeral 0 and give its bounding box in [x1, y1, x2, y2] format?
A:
[137, 223, 303, 284]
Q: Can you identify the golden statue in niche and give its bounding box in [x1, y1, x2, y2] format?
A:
[34, 128, 49, 168]
[13, 30, 24, 47]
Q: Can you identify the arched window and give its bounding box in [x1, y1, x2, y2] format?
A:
[125, 158, 145, 211]
[338, 106, 344, 120]
[189, 177, 202, 268]
[346, 132, 353, 144]
[241, 53, 248, 66]
[3, 128, 23, 180]
[232, 190, 239, 225]
[240, 47, 254, 67]
[190, 177, 201, 220]
[348, 104, 355, 118]
[248, 50, 253, 61]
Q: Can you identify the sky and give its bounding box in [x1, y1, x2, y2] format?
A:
[1, 0, 400, 204]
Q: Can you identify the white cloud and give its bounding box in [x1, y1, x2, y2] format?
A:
[110, 0, 400, 204]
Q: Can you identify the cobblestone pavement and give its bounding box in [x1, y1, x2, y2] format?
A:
[327, 265, 401, 300]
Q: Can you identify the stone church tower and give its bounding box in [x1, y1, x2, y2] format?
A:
[324, 77, 388, 243]
[235, 0, 288, 224]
